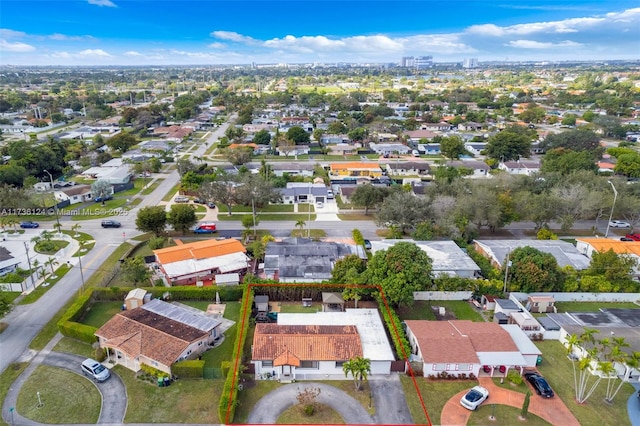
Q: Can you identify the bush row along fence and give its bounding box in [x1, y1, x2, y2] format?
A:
[218, 287, 253, 424]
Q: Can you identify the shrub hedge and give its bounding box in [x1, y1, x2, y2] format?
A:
[375, 294, 411, 359]
[57, 291, 98, 344]
[218, 287, 253, 423]
[352, 229, 364, 246]
[172, 360, 205, 379]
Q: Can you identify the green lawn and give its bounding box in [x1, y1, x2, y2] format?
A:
[400, 375, 472, 425]
[397, 301, 484, 322]
[535, 340, 634, 426]
[19, 264, 71, 305]
[16, 365, 101, 424]
[217, 213, 317, 221]
[554, 301, 640, 312]
[337, 213, 376, 221]
[161, 183, 181, 202]
[34, 240, 69, 255]
[290, 229, 327, 239]
[467, 405, 552, 425]
[60, 230, 94, 242]
[277, 403, 344, 424]
[53, 337, 96, 358]
[220, 204, 295, 214]
[78, 301, 123, 328]
[0, 363, 28, 426]
[114, 365, 222, 423]
[141, 179, 163, 195]
[277, 301, 321, 313]
[198, 302, 241, 369]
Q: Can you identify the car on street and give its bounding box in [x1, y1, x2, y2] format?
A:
[94, 195, 113, 202]
[625, 233, 640, 241]
[524, 372, 554, 398]
[363, 239, 372, 250]
[20, 221, 39, 228]
[174, 196, 190, 203]
[609, 220, 631, 228]
[81, 358, 111, 382]
[101, 220, 121, 228]
[460, 386, 489, 410]
[193, 222, 217, 233]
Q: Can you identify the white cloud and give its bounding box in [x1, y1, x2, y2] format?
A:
[466, 7, 640, 36]
[210, 31, 257, 44]
[88, 0, 116, 7]
[207, 42, 226, 49]
[506, 40, 583, 49]
[78, 49, 112, 57]
[123, 51, 142, 56]
[48, 33, 94, 41]
[0, 39, 36, 52]
[0, 29, 27, 39]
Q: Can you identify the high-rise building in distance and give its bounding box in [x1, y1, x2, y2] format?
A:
[463, 58, 478, 69]
[400, 56, 433, 69]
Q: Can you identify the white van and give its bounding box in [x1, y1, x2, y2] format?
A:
[412, 150, 420, 157]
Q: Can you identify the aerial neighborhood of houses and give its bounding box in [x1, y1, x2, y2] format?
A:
[1, 59, 640, 426]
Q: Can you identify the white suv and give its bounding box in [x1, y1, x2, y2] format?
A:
[609, 220, 631, 228]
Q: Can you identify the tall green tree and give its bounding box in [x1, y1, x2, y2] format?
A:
[506, 246, 565, 292]
[286, 126, 310, 145]
[332, 254, 367, 284]
[105, 131, 138, 153]
[135, 206, 167, 236]
[366, 241, 432, 307]
[167, 204, 197, 234]
[439, 135, 467, 160]
[486, 130, 532, 161]
[121, 256, 151, 287]
[350, 184, 387, 215]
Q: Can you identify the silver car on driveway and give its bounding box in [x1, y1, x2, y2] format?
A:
[460, 385, 489, 410]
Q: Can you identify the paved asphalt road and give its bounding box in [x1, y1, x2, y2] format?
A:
[0, 120, 229, 374]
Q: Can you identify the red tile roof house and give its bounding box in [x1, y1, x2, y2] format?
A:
[95, 299, 222, 375]
[153, 239, 250, 286]
[251, 324, 363, 382]
[404, 320, 540, 379]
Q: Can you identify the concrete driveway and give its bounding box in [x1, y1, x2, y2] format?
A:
[440, 376, 580, 426]
[370, 375, 413, 424]
[2, 340, 127, 425]
[247, 381, 374, 424]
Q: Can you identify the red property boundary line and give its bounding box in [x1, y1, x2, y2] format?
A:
[225, 283, 432, 426]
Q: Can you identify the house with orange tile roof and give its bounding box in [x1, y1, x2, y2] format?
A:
[251, 324, 363, 381]
[153, 238, 250, 286]
[96, 299, 222, 374]
[405, 320, 540, 379]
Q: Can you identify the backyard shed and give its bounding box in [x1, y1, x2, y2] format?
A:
[124, 288, 147, 310]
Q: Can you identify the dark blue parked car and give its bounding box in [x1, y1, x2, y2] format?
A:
[20, 221, 39, 228]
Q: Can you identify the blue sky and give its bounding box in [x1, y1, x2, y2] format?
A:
[1, 1, 639, 65]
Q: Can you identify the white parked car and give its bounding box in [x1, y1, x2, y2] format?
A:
[609, 220, 631, 228]
[460, 386, 489, 411]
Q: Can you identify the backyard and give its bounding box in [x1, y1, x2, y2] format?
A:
[397, 300, 485, 322]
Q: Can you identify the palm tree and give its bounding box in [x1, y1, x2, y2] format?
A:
[576, 347, 602, 403]
[295, 220, 305, 235]
[342, 357, 371, 391]
[71, 223, 81, 237]
[565, 333, 580, 394]
[31, 258, 41, 279]
[599, 361, 618, 403]
[53, 222, 63, 235]
[45, 257, 59, 276]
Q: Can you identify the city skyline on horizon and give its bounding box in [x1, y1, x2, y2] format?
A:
[1, 1, 639, 66]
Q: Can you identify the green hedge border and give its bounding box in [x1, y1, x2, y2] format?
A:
[218, 286, 253, 423]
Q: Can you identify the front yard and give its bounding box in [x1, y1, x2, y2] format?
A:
[400, 375, 470, 425]
[535, 340, 634, 426]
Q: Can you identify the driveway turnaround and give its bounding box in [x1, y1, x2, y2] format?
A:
[2, 334, 127, 426]
[440, 376, 580, 426]
[246, 381, 374, 424]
